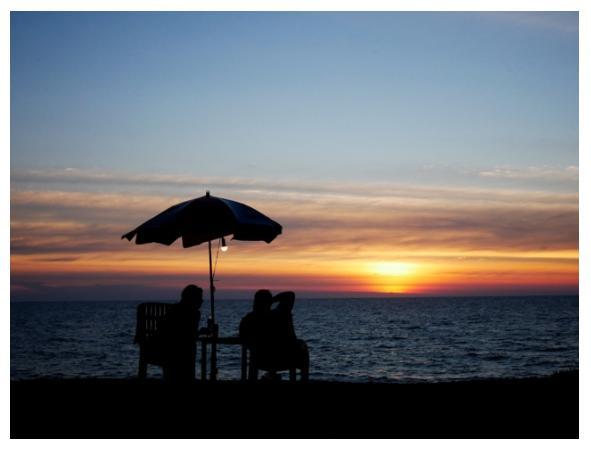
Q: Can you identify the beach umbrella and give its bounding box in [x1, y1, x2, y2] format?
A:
[122, 191, 282, 378]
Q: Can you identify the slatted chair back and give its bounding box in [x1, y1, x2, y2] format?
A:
[135, 302, 173, 378]
[135, 302, 172, 344]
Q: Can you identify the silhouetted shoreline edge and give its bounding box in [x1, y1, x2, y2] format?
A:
[11, 370, 578, 438]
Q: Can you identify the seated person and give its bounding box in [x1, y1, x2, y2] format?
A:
[240, 290, 309, 381]
[239, 289, 273, 343]
[160, 284, 203, 382]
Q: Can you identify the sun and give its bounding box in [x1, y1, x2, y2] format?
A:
[364, 261, 420, 294]
[368, 261, 416, 277]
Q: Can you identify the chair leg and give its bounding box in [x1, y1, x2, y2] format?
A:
[138, 355, 147, 379]
[301, 364, 309, 382]
[241, 345, 248, 382]
[200, 341, 207, 381]
[249, 368, 259, 382]
[248, 354, 258, 381]
[300, 342, 310, 382]
[249, 365, 259, 382]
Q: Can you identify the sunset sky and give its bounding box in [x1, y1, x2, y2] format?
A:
[10, 12, 578, 301]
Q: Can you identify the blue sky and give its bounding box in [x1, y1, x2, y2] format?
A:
[11, 12, 578, 185]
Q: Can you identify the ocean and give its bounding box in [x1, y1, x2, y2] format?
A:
[10, 296, 578, 383]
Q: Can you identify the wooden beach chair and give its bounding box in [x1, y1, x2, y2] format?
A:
[134, 302, 173, 379]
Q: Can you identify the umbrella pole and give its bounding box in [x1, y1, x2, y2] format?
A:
[208, 239, 217, 381]
[208, 240, 215, 323]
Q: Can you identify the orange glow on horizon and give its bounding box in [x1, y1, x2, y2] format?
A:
[11, 246, 578, 296]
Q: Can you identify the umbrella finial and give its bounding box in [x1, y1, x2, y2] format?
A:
[206, 190, 210, 197]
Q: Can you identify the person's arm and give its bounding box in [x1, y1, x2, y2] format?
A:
[268, 295, 282, 306]
[274, 291, 295, 311]
[194, 311, 209, 338]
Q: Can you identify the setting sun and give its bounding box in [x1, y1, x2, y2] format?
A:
[367, 261, 417, 277]
[363, 261, 422, 294]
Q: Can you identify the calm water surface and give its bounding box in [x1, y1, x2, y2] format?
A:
[11, 296, 578, 382]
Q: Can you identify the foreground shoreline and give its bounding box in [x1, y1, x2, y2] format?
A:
[11, 370, 578, 438]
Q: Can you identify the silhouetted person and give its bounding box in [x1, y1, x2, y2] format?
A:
[240, 289, 273, 378]
[240, 290, 309, 381]
[239, 289, 273, 341]
[268, 291, 309, 381]
[161, 284, 203, 383]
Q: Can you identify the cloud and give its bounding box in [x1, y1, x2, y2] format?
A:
[10, 180, 578, 256]
[485, 12, 578, 34]
[12, 167, 578, 206]
[478, 166, 579, 182]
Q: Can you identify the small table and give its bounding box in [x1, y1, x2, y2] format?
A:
[197, 335, 248, 381]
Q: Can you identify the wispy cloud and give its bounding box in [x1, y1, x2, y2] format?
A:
[478, 165, 579, 182]
[485, 12, 578, 34]
[12, 167, 579, 204]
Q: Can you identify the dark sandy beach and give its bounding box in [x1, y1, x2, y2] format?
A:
[11, 370, 577, 438]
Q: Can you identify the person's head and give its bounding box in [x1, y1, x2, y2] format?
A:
[180, 284, 203, 308]
[253, 289, 272, 313]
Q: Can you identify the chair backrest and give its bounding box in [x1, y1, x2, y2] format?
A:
[134, 302, 173, 344]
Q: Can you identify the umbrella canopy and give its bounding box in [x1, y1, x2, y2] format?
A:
[122, 192, 282, 381]
[122, 192, 282, 247]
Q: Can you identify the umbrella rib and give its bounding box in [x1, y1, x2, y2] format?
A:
[212, 238, 222, 281]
